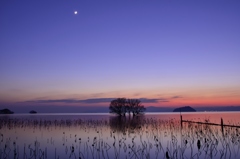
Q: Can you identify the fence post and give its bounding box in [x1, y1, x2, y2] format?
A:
[180, 115, 182, 128]
[221, 118, 224, 136]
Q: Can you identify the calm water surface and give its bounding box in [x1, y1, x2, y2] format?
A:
[1, 112, 240, 159]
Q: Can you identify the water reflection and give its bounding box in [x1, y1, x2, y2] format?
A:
[0, 114, 240, 159]
[109, 115, 145, 134]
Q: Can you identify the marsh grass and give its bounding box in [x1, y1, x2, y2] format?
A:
[0, 115, 240, 159]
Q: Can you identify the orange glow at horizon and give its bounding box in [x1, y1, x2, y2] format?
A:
[0, 86, 240, 107]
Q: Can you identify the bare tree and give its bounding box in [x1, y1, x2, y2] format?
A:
[128, 99, 146, 116]
[109, 98, 146, 116]
[126, 99, 135, 115]
[109, 98, 127, 116]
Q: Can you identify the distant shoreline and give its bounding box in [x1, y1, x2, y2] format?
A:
[1, 105, 240, 114]
[1, 111, 240, 115]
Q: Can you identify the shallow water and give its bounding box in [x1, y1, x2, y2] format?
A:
[0, 112, 240, 159]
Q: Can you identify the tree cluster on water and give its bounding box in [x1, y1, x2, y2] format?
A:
[109, 98, 146, 116]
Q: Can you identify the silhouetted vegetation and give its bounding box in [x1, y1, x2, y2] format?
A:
[109, 98, 146, 116]
[109, 98, 127, 116]
[1, 115, 240, 159]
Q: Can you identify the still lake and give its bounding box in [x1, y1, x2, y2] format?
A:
[1, 112, 240, 159]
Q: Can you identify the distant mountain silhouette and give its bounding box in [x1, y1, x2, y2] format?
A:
[0, 108, 14, 114]
[173, 106, 196, 112]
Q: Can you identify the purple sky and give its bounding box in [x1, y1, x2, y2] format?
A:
[0, 0, 240, 112]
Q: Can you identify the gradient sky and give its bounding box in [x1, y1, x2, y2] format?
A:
[1, 0, 240, 110]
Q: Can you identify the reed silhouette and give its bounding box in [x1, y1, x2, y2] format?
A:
[0, 115, 239, 158]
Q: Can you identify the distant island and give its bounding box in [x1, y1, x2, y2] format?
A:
[0, 108, 14, 114]
[173, 106, 196, 112]
[29, 110, 37, 114]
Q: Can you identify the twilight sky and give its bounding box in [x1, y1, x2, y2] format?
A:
[1, 0, 240, 110]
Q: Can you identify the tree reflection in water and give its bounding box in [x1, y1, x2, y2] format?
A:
[0, 115, 240, 159]
[109, 115, 145, 134]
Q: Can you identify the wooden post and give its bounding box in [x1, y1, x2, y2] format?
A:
[180, 115, 183, 128]
[221, 118, 224, 136]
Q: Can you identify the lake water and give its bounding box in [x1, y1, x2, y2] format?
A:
[1, 112, 240, 159]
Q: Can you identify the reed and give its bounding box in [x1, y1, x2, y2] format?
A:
[0, 115, 240, 158]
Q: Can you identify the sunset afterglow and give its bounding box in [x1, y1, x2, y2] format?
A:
[0, 0, 240, 112]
